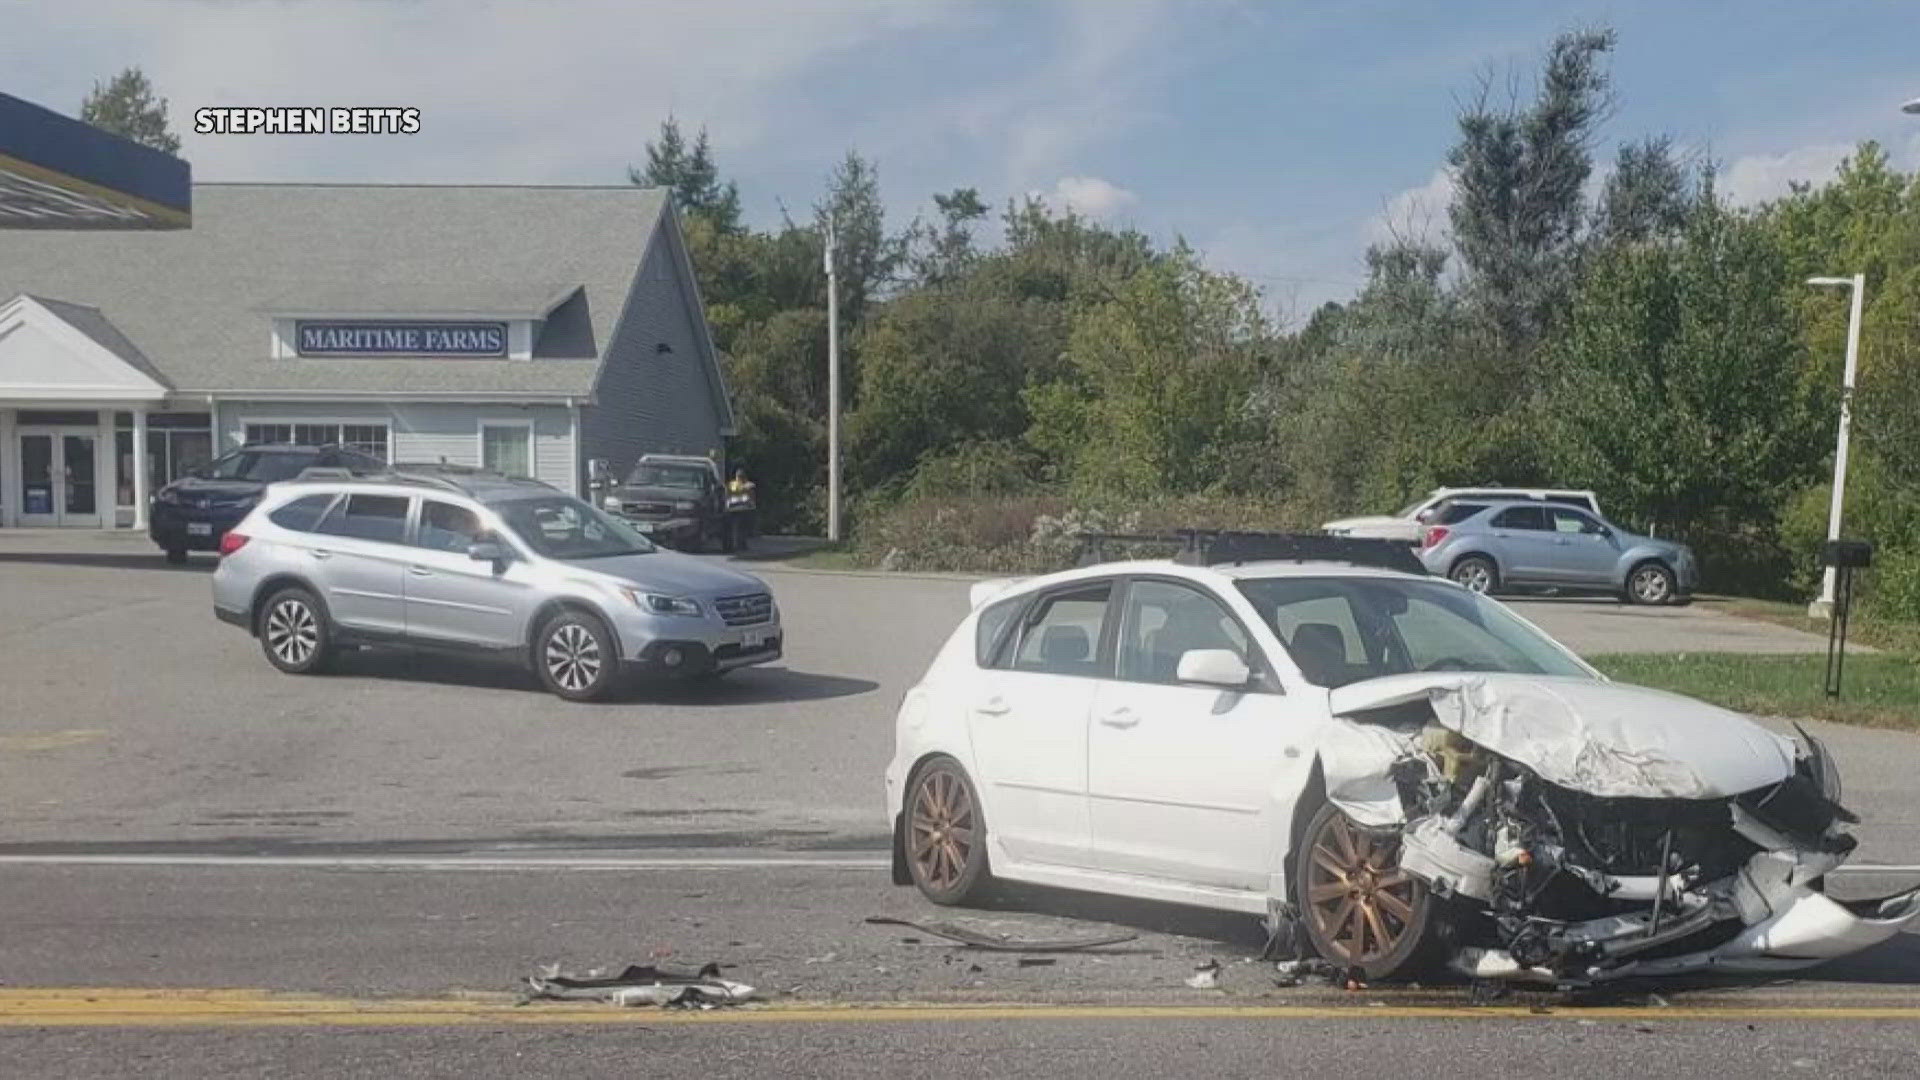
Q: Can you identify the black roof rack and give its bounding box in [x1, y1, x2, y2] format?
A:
[1076, 530, 1427, 576]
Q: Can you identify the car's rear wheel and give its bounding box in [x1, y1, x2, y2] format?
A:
[1450, 555, 1498, 595]
[1625, 561, 1676, 605]
[1295, 803, 1434, 981]
[534, 610, 621, 702]
[259, 587, 332, 674]
[905, 756, 992, 905]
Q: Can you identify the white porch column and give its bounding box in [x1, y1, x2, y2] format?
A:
[131, 407, 150, 530]
[97, 408, 116, 529]
[0, 408, 16, 528]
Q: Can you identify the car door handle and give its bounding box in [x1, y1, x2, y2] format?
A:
[1554, 537, 1571, 545]
[310, 549, 333, 560]
[1098, 708, 1140, 729]
[973, 696, 1011, 717]
[408, 565, 433, 576]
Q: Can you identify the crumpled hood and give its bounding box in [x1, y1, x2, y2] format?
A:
[1330, 673, 1797, 800]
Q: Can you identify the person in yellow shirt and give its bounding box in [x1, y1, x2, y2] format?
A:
[725, 468, 756, 551]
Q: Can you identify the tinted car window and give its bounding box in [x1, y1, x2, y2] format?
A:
[206, 450, 314, 483]
[1545, 494, 1599, 512]
[1011, 584, 1112, 677]
[1491, 505, 1547, 530]
[1550, 507, 1602, 534]
[1236, 577, 1591, 688]
[415, 500, 485, 553]
[316, 493, 411, 543]
[267, 493, 336, 533]
[1435, 501, 1488, 525]
[976, 596, 1023, 668]
[496, 496, 656, 559]
[1116, 580, 1249, 685]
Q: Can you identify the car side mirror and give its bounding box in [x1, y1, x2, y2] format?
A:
[1177, 648, 1252, 689]
[467, 539, 509, 566]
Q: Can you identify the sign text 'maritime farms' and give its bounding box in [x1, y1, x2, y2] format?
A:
[295, 321, 508, 357]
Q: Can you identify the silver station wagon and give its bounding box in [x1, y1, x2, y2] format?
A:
[210, 466, 783, 700]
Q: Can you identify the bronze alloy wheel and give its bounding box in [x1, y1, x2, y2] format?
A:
[906, 758, 989, 904]
[1296, 803, 1432, 980]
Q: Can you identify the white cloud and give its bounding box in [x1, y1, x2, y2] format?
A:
[1719, 143, 1854, 206]
[1040, 176, 1138, 218]
[1367, 168, 1454, 246]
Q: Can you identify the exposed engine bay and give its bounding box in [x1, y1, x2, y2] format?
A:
[1315, 673, 1920, 984]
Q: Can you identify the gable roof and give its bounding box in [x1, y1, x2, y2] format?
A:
[0, 294, 169, 400]
[0, 183, 678, 398]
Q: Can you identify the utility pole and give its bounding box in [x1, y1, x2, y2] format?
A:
[1806, 273, 1865, 618]
[825, 214, 842, 543]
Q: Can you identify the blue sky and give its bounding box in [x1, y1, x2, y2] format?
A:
[7, 0, 1918, 319]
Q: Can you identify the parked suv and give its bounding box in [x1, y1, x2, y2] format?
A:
[210, 469, 783, 700]
[1322, 487, 1602, 544]
[150, 443, 385, 563]
[604, 454, 733, 552]
[1417, 499, 1697, 604]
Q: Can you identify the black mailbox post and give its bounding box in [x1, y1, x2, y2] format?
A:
[1821, 539, 1873, 699]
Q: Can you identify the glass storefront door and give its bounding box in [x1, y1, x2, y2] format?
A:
[16, 428, 101, 526]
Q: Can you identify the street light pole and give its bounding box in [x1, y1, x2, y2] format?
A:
[825, 215, 842, 543]
[1806, 273, 1865, 618]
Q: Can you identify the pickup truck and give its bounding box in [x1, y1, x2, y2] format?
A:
[604, 454, 736, 552]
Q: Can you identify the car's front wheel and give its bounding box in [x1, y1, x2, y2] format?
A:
[1295, 803, 1435, 981]
[1625, 561, 1677, 605]
[534, 609, 621, 702]
[905, 756, 992, 905]
[258, 587, 332, 674]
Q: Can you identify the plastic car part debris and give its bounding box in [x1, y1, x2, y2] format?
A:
[1271, 957, 1337, 987]
[865, 916, 1139, 952]
[523, 962, 757, 1009]
[1016, 957, 1056, 968]
[1185, 959, 1223, 989]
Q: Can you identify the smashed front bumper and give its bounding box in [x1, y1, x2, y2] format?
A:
[1456, 875, 1920, 983]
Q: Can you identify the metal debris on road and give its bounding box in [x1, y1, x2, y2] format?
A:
[864, 915, 1138, 952]
[523, 962, 757, 1009]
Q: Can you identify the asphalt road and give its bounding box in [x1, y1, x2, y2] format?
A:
[0, 532, 1915, 1073]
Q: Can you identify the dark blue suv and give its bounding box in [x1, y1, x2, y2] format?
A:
[150, 444, 385, 562]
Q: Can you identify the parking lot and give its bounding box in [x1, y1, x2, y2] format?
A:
[0, 530, 1916, 1050]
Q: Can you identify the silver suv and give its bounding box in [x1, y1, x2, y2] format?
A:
[210, 467, 783, 700]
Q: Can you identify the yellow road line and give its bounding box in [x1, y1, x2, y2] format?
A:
[2, 990, 1919, 1027]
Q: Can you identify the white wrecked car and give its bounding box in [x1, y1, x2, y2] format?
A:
[882, 535, 1920, 984]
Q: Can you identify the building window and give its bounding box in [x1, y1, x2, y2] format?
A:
[243, 422, 391, 461]
[114, 415, 213, 507]
[481, 423, 533, 478]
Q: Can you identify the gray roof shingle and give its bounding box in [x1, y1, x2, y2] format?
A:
[2, 183, 671, 397]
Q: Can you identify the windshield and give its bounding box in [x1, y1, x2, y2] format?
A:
[204, 450, 312, 483]
[627, 465, 706, 490]
[494, 495, 658, 559]
[1235, 576, 1592, 688]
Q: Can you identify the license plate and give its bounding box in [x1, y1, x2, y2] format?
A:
[187, 522, 212, 536]
[740, 628, 773, 650]
[632, 521, 655, 533]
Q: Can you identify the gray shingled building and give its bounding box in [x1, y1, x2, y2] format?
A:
[0, 182, 732, 529]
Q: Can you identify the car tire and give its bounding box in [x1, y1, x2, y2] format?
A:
[534, 609, 622, 702]
[1625, 561, 1677, 606]
[904, 755, 992, 906]
[164, 548, 188, 565]
[1294, 802, 1435, 982]
[257, 586, 333, 674]
[1449, 555, 1499, 595]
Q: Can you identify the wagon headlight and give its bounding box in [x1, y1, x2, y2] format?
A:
[621, 589, 701, 617]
